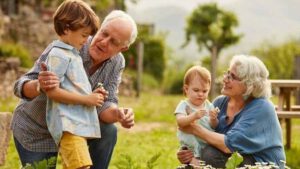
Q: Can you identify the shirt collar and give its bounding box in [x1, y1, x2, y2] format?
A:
[52, 40, 79, 55]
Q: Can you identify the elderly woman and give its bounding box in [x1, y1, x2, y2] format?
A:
[177, 55, 285, 168]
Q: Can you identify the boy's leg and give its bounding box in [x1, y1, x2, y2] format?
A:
[14, 137, 57, 169]
[88, 122, 117, 169]
[60, 132, 92, 169]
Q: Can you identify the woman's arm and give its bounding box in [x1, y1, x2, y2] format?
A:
[180, 124, 231, 153]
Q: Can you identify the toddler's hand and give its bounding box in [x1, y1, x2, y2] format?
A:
[193, 109, 206, 120]
[209, 107, 220, 120]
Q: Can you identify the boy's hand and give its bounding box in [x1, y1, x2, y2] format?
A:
[93, 87, 108, 99]
[84, 93, 104, 106]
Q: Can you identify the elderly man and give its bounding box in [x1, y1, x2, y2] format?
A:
[11, 10, 137, 169]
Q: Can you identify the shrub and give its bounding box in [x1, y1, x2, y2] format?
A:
[0, 43, 33, 68]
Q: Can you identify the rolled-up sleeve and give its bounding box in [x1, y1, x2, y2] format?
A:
[14, 44, 52, 100]
[224, 100, 282, 154]
[96, 54, 125, 115]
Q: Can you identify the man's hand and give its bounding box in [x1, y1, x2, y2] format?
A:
[38, 62, 59, 92]
[117, 108, 135, 129]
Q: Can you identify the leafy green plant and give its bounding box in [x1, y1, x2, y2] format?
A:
[21, 156, 56, 169]
[0, 43, 33, 68]
[225, 152, 243, 169]
[115, 153, 161, 169]
[176, 152, 287, 169]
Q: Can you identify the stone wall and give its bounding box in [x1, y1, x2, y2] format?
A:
[0, 58, 27, 99]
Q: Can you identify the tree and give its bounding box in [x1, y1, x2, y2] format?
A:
[183, 3, 242, 97]
[123, 24, 167, 82]
[251, 39, 300, 79]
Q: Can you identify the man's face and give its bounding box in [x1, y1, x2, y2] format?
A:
[89, 18, 132, 64]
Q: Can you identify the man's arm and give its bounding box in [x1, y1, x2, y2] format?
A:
[14, 44, 57, 99]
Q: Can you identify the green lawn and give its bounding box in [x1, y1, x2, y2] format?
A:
[1, 94, 300, 168]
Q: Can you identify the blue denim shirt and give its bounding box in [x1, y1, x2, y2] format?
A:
[46, 40, 100, 145]
[214, 96, 286, 168]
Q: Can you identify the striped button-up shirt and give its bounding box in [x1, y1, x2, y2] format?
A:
[11, 37, 125, 152]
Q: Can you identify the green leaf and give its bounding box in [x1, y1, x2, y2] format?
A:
[225, 152, 243, 169]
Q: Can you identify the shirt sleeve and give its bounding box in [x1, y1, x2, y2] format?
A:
[224, 99, 280, 154]
[14, 44, 53, 100]
[97, 54, 125, 115]
[46, 51, 69, 80]
[174, 100, 187, 116]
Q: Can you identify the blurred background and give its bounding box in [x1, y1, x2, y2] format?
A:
[1, 0, 300, 168]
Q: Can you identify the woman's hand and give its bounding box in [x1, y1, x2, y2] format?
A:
[179, 122, 199, 135]
[177, 148, 194, 164]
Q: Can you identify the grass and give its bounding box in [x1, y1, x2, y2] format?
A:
[1, 93, 300, 168]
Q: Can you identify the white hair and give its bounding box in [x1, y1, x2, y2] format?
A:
[101, 10, 138, 47]
[230, 54, 271, 99]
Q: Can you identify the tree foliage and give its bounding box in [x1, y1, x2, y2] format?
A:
[123, 25, 167, 82]
[183, 3, 242, 97]
[184, 3, 241, 53]
[251, 39, 300, 79]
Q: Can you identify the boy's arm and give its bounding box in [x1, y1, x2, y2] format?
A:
[45, 87, 103, 106]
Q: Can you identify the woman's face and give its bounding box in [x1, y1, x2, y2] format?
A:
[221, 65, 246, 97]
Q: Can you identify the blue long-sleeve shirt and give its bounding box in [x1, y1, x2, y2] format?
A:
[213, 96, 285, 168]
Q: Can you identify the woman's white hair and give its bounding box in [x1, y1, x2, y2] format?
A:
[230, 54, 271, 99]
[101, 10, 138, 47]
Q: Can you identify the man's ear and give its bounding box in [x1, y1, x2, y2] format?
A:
[120, 46, 129, 52]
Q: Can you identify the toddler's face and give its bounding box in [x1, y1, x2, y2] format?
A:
[184, 76, 210, 107]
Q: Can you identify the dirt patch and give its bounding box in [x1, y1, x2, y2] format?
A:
[117, 122, 176, 133]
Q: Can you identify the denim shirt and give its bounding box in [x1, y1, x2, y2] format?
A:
[213, 96, 286, 168]
[46, 40, 100, 145]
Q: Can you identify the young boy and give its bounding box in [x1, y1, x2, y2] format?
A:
[174, 65, 219, 160]
[44, 0, 102, 168]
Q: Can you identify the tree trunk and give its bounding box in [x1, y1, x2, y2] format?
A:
[210, 46, 218, 99]
[136, 41, 144, 98]
[294, 55, 300, 105]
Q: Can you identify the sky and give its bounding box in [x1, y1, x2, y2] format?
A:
[126, 0, 300, 62]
